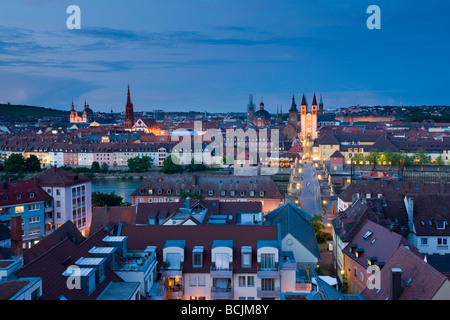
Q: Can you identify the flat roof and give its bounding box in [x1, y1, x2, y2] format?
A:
[97, 282, 140, 300]
[88, 246, 117, 254]
[164, 240, 186, 249]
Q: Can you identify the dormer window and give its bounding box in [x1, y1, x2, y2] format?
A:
[29, 193, 35, 198]
[249, 191, 255, 197]
[192, 246, 204, 268]
[208, 190, 214, 196]
[240, 191, 245, 197]
[259, 191, 264, 197]
[230, 190, 235, 196]
[241, 246, 252, 268]
[437, 221, 446, 230]
[148, 189, 153, 194]
[220, 190, 226, 197]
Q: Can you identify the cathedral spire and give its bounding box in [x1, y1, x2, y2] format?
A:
[289, 95, 297, 111]
[301, 93, 307, 106]
[312, 93, 317, 106]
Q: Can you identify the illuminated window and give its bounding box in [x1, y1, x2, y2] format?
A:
[15, 206, 24, 213]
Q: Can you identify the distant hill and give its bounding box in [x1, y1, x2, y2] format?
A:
[0, 104, 69, 117]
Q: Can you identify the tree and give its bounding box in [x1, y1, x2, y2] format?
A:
[160, 156, 183, 174]
[435, 155, 445, 166]
[185, 158, 208, 172]
[100, 162, 109, 173]
[91, 161, 100, 173]
[4, 153, 25, 173]
[414, 148, 431, 165]
[179, 190, 205, 200]
[25, 155, 41, 172]
[128, 156, 153, 173]
[92, 191, 123, 206]
[311, 214, 333, 243]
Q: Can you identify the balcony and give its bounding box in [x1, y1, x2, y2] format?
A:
[257, 287, 280, 298]
[211, 287, 233, 300]
[210, 265, 233, 278]
[160, 263, 184, 278]
[166, 286, 183, 300]
[116, 252, 156, 273]
[257, 265, 280, 279]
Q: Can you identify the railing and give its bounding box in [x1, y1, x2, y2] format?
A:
[257, 287, 280, 298]
[160, 263, 184, 277]
[166, 286, 183, 299]
[257, 265, 280, 278]
[210, 287, 233, 300]
[210, 266, 233, 278]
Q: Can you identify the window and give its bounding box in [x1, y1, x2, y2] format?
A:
[28, 204, 40, 211]
[261, 279, 275, 291]
[29, 228, 40, 236]
[189, 275, 197, 287]
[193, 252, 202, 267]
[198, 276, 205, 287]
[29, 193, 35, 198]
[438, 238, 448, 246]
[436, 221, 445, 230]
[247, 276, 255, 287]
[242, 253, 251, 267]
[29, 216, 40, 224]
[56, 201, 61, 207]
[15, 206, 24, 213]
[249, 191, 255, 197]
[259, 191, 265, 197]
[354, 268, 357, 277]
[239, 276, 246, 287]
[56, 189, 61, 196]
[260, 253, 275, 270]
[208, 190, 214, 196]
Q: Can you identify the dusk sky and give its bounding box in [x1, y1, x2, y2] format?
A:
[0, 0, 449, 113]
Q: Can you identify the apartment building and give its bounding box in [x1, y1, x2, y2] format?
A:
[131, 174, 284, 213]
[119, 224, 305, 300]
[33, 166, 92, 236]
[0, 180, 53, 248]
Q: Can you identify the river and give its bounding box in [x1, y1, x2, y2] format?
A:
[91, 178, 142, 203]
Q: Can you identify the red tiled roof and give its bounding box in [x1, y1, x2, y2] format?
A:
[0, 180, 52, 207]
[120, 224, 278, 274]
[33, 166, 91, 188]
[91, 206, 137, 233]
[23, 221, 85, 265]
[362, 245, 448, 300]
[15, 229, 124, 300]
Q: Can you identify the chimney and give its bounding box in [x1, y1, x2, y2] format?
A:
[390, 268, 403, 300]
[10, 216, 23, 259]
[185, 197, 191, 209]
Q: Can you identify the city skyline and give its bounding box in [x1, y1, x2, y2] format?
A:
[0, 0, 449, 113]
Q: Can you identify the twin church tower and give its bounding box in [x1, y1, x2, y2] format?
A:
[247, 93, 323, 141]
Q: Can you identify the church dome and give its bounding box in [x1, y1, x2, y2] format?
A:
[253, 109, 271, 121]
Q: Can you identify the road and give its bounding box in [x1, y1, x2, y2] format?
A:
[298, 162, 321, 216]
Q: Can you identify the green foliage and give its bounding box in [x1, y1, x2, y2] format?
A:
[100, 162, 109, 173]
[24, 155, 41, 172]
[127, 156, 153, 172]
[4, 153, 25, 173]
[185, 158, 208, 172]
[311, 214, 333, 244]
[160, 156, 183, 174]
[91, 161, 100, 173]
[92, 191, 123, 206]
[179, 191, 205, 200]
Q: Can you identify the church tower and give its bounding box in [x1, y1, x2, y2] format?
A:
[288, 95, 298, 130]
[300, 94, 307, 139]
[319, 94, 324, 114]
[311, 93, 318, 140]
[247, 94, 255, 127]
[124, 84, 134, 131]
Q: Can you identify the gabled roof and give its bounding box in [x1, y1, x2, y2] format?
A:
[14, 229, 124, 300]
[23, 221, 85, 265]
[264, 202, 321, 260]
[330, 150, 344, 158]
[342, 220, 422, 268]
[34, 166, 91, 188]
[362, 245, 448, 300]
[0, 180, 52, 207]
[120, 224, 279, 274]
